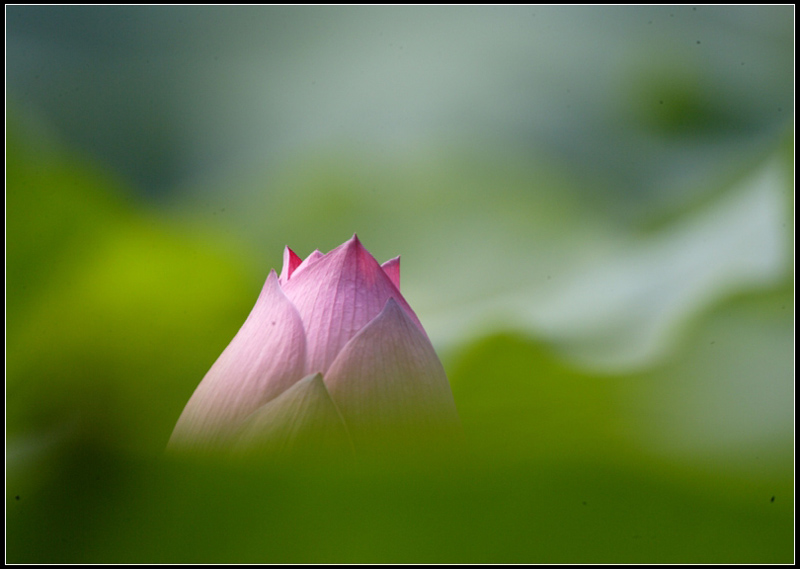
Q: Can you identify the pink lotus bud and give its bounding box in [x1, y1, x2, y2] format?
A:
[168, 235, 460, 456]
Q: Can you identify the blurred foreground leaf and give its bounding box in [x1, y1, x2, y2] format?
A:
[7, 437, 793, 563]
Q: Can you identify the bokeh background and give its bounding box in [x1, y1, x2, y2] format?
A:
[6, 6, 794, 562]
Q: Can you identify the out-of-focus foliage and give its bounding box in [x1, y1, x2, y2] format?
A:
[6, 5, 794, 564]
[6, 115, 258, 454]
[6, 439, 794, 563]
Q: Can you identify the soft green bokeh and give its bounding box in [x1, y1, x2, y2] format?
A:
[6, 6, 794, 563]
[6, 115, 259, 455]
[6, 108, 793, 563]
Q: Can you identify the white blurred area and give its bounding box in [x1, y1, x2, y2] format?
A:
[428, 157, 788, 371]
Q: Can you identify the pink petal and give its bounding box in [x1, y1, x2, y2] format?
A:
[291, 249, 324, 278]
[168, 270, 306, 451]
[323, 298, 461, 453]
[381, 256, 401, 290]
[279, 246, 302, 284]
[282, 234, 425, 375]
[232, 373, 354, 459]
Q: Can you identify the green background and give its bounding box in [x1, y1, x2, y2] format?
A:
[6, 6, 794, 562]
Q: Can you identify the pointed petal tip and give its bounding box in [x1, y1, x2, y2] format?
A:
[346, 233, 367, 253]
[332, 233, 375, 263]
[345, 233, 361, 248]
[304, 372, 324, 385]
[381, 256, 401, 290]
[233, 371, 354, 459]
[280, 246, 302, 283]
[261, 269, 280, 296]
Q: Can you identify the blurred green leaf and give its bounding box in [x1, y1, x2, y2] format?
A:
[6, 111, 258, 454]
